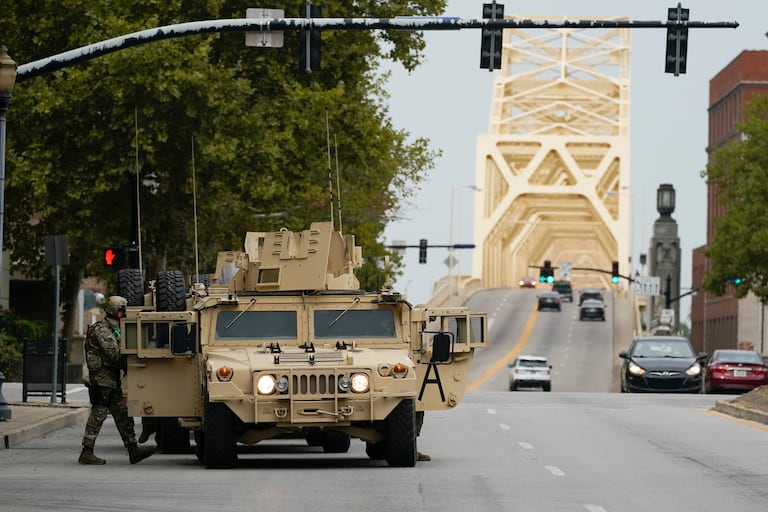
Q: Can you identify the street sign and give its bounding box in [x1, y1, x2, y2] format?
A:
[444, 255, 458, 268]
[245, 8, 285, 47]
[559, 261, 571, 278]
[635, 276, 661, 296]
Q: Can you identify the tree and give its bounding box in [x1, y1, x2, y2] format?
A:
[2, 0, 445, 336]
[701, 95, 768, 300]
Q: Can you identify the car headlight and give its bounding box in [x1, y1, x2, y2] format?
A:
[256, 374, 277, 395]
[350, 373, 370, 393]
[686, 362, 702, 376]
[338, 375, 352, 392]
[628, 361, 646, 376]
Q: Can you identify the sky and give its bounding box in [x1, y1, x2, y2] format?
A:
[381, 0, 767, 322]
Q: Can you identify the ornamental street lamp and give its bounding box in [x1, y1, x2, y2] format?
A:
[0, 46, 17, 309]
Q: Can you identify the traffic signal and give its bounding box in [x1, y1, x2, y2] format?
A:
[611, 261, 620, 284]
[480, 2, 504, 70]
[103, 245, 126, 269]
[540, 260, 554, 283]
[665, 3, 689, 75]
[419, 239, 427, 264]
[299, 4, 321, 72]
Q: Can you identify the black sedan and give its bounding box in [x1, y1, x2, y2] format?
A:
[537, 291, 561, 311]
[619, 336, 707, 393]
[579, 299, 605, 321]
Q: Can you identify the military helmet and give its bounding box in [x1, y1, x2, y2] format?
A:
[104, 295, 128, 317]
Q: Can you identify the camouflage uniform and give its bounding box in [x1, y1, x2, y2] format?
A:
[79, 296, 155, 464]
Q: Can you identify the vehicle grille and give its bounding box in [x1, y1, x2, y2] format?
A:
[645, 372, 686, 390]
[292, 372, 337, 397]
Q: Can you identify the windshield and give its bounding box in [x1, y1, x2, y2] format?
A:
[215, 311, 297, 340]
[314, 309, 396, 339]
[631, 339, 694, 358]
[519, 359, 548, 368]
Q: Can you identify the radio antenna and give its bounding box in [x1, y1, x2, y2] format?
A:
[325, 108, 334, 229]
[133, 108, 143, 276]
[191, 135, 200, 281]
[334, 133, 342, 233]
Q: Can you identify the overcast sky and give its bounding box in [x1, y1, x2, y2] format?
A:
[381, 0, 766, 322]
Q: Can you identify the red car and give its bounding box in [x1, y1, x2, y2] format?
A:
[703, 349, 768, 394]
[518, 276, 536, 288]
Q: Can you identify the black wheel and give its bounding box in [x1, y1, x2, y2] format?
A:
[204, 402, 237, 469]
[365, 441, 387, 460]
[156, 418, 191, 454]
[157, 270, 187, 311]
[543, 383, 551, 392]
[118, 268, 144, 306]
[321, 431, 351, 453]
[385, 398, 417, 467]
[305, 430, 323, 447]
[194, 430, 205, 462]
[510, 381, 518, 391]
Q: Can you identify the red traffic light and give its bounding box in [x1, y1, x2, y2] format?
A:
[103, 246, 125, 268]
[104, 248, 117, 266]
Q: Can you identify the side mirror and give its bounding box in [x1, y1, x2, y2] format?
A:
[619, 350, 628, 359]
[697, 352, 708, 361]
[431, 333, 451, 363]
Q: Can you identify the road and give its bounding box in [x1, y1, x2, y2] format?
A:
[1, 288, 767, 511]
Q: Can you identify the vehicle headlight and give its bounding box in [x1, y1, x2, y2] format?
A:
[628, 361, 646, 376]
[350, 373, 370, 393]
[686, 362, 702, 376]
[256, 374, 277, 395]
[338, 375, 352, 392]
[275, 375, 289, 393]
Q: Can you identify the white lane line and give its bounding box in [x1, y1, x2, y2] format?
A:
[545, 465, 565, 476]
[584, 505, 607, 512]
[487, 408, 496, 415]
[499, 423, 511, 430]
[518, 441, 533, 450]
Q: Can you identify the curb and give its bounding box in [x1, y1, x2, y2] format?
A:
[1, 403, 90, 450]
[712, 400, 768, 426]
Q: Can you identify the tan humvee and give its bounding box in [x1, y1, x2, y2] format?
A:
[118, 221, 486, 467]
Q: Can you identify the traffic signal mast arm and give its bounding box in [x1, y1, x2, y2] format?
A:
[16, 12, 738, 81]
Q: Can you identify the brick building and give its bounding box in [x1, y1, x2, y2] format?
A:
[690, 50, 768, 355]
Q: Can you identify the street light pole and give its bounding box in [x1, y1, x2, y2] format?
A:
[448, 185, 481, 297]
[0, 47, 18, 310]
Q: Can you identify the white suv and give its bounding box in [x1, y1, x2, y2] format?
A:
[508, 355, 552, 391]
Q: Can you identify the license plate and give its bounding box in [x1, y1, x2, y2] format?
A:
[733, 369, 747, 377]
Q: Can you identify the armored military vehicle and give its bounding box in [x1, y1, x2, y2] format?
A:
[117, 221, 486, 467]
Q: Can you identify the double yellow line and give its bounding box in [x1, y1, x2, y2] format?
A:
[466, 304, 538, 392]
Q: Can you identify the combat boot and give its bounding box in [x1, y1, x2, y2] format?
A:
[78, 447, 106, 465]
[127, 443, 157, 464]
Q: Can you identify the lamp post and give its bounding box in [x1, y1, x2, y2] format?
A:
[0, 47, 17, 309]
[448, 184, 481, 297]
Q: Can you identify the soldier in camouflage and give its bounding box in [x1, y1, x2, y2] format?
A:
[78, 296, 156, 465]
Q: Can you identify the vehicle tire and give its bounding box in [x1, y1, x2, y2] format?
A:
[204, 402, 237, 469]
[305, 430, 323, 447]
[156, 418, 191, 454]
[385, 398, 417, 467]
[157, 270, 187, 311]
[601, 316, 605, 322]
[543, 383, 551, 392]
[510, 381, 518, 391]
[118, 268, 144, 306]
[194, 430, 205, 462]
[365, 441, 387, 460]
[321, 431, 351, 453]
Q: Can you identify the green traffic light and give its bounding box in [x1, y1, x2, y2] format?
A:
[611, 276, 620, 284]
[734, 277, 743, 285]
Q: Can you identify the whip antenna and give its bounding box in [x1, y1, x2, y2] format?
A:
[134, 108, 143, 276]
[334, 133, 342, 233]
[325, 108, 334, 229]
[191, 135, 200, 281]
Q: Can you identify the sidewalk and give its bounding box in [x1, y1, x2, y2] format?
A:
[1, 401, 89, 450]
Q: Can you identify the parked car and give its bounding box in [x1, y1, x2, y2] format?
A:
[579, 287, 604, 305]
[551, 280, 573, 302]
[579, 299, 605, 321]
[537, 291, 561, 311]
[702, 349, 768, 394]
[619, 336, 707, 393]
[519, 276, 536, 288]
[508, 355, 552, 391]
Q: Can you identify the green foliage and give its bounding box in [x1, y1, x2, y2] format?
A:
[0, 310, 49, 381]
[2, 0, 444, 311]
[701, 96, 768, 300]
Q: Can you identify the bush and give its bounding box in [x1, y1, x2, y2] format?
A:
[0, 310, 49, 382]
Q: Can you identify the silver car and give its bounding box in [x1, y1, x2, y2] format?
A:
[508, 355, 552, 391]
